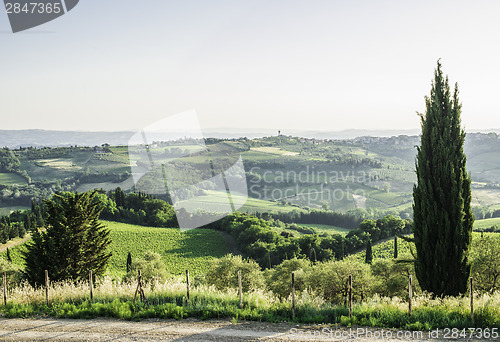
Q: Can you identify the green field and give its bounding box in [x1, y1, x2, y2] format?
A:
[104, 221, 228, 277]
[0, 206, 29, 216]
[353, 232, 500, 262]
[0, 172, 28, 185]
[0, 221, 229, 278]
[473, 217, 500, 230]
[300, 223, 352, 236]
[175, 190, 303, 214]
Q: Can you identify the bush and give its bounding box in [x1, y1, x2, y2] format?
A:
[266, 258, 311, 298]
[125, 251, 169, 283]
[470, 235, 500, 293]
[308, 257, 373, 304]
[204, 254, 264, 292]
[371, 259, 418, 297]
[0, 258, 22, 287]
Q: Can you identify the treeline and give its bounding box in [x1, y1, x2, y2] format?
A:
[98, 188, 177, 227]
[0, 148, 20, 172]
[0, 218, 26, 244]
[0, 201, 45, 243]
[0, 187, 179, 246]
[259, 209, 363, 229]
[473, 206, 500, 220]
[198, 211, 411, 269]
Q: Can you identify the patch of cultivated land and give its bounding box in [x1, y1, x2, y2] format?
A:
[175, 190, 302, 213]
[103, 221, 228, 277]
[250, 147, 299, 156]
[300, 223, 352, 235]
[473, 217, 500, 229]
[0, 221, 229, 278]
[0, 173, 27, 186]
[0, 318, 455, 341]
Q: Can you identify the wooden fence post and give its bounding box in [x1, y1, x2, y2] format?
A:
[291, 272, 296, 319]
[89, 270, 94, 303]
[408, 275, 412, 316]
[186, 270, 190, 300]
[2, 272, 6, 305]
[45, 270, 49, 306]
[134, 270, 146, 303]
[470, 277, 474, 323]
[238, 270, 243, 309]
[348, 274, 352, 318]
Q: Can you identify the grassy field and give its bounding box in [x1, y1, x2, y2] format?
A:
[250, 147, 299, 156]
[0, 172, 28, 186]
[473, 217, 500, 230]
[300, 223, 352, 236]
[0, 206, 30, 216]
[103, 221, 228, 278]
[0, 221, 229, 278]
[76, 177, 135, 193]
[353, 232, 500, 262]
[175, 190, 303, 214]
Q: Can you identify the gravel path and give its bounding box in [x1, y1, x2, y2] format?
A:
[0, 318, 485, 341]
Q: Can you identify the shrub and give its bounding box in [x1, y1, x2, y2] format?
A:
[266, 258, 311, 298]
[125, 250, 169, 282]
[204, 254, 264, 292]
[470, 235, 500, 293]
[308, 257, 373, 304]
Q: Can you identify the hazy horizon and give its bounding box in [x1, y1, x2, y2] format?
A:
[2, 1, 500, 132]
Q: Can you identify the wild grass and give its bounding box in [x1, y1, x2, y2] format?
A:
[1, 277, 499, 329]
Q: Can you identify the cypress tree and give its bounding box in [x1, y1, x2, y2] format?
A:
[393, 236, 398, 259]
[126, 252, 132, 273]
[365, 240, 373, 264]
[413, 60, 474, 297]
[6, 247, 12, 263]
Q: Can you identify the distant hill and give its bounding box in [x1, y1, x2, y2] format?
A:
[2, 128, 500, 148]
[0, 130, 135, 148]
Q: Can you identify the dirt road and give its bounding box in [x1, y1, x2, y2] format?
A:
[0, 318, 479, 341]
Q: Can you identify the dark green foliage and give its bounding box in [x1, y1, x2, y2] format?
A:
[99, 188, 177, 228]
[126, 252, 132, 273]
[265, 209, 363, 229]
[23, 190, 112, 285]
[0, 148, 20, 172]
[365, 240, 373, 264]
[412, 61, 474, 296]
[394, 236, 398, 259]
[198, 211, 409, 268]
[6, 247, 12, 262]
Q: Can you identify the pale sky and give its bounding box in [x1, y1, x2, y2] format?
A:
[1, 0, 500, 133]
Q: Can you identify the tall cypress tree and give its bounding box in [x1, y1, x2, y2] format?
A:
[413, 60, 474, 297]
[393, 236, 398, 259]
[126, 252, 132, 273]
[365, 240, 373, 264]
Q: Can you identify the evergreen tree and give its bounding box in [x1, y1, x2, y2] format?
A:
[0, 225, 7, 244]
[126, 252, 132, 273]
[393, 236, 398, 259]
[18, 222, 26, 238]
[23, 190, 112, 286]
[365, 240, 373, 264]
[115, 187, 126, 208]
[413, 60, 474, 296]
[6, 248, 12, 263]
